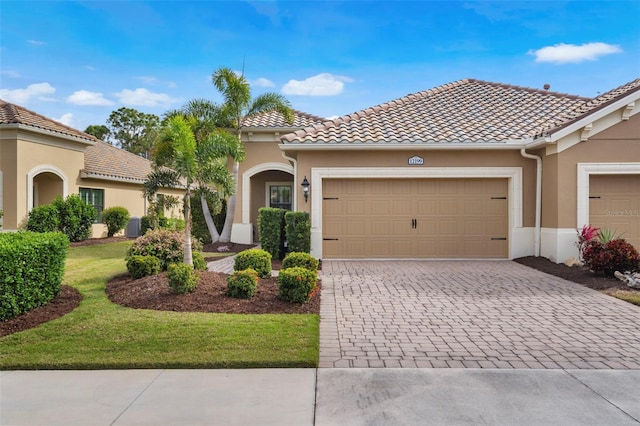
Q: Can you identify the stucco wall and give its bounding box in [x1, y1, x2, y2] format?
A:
[542, 113, 640, 229]
[292, 149, 538, 228]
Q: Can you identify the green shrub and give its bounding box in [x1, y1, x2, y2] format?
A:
[165, 218, 185, 231]
[234, 248, 272, 279]
[53, 195, 97, 242]
[226, 268, 259, 299]
[285, 211, 311, 253]
[193, 251, 207, 271]
[582, 238, 640, 277]
[258, 207, 286, 259]
[277, 266, 318, 304]
[127, 229, 203, 271]
[126, 255, 161, 279]
[140, 215, 169, 235]
[0, 232, 69, 320]
[282, 252, 319, 272]
[102, 206, 131, 237]
[26, 205, 59, 233]
[167, 263, 199, 294]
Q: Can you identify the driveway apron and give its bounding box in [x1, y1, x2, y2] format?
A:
[319, 260, 640, 369]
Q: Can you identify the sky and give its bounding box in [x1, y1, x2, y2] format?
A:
[1, 0, 639, 132]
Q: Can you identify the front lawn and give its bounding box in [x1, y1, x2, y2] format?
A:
[0, 241, 319, 369]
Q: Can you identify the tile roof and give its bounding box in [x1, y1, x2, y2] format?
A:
[0, 99, 97, 143]
[82, 140, 153, 183]
[282, 79, 592, 145]
[545, 78, 640, 135]
[242, 109, 325, 128]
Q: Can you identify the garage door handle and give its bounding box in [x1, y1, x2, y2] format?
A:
[589, 196, 601, 199]
[491, 237, 507, 240]
[323, 238, 339, 241]
[411, 219, 417, 229]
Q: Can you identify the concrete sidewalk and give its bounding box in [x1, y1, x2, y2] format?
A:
[2, 369, 639, 425]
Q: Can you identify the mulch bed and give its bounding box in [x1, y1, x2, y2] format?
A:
[5, 236, 636, 337]
[513, 256, 632, 291]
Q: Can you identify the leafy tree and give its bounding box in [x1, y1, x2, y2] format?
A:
[163, 99, 243, 243]
[84, 124, 110, 140]
[211, 66, 293, 242]
[143, 115, 236, 265]
[106, 107, 160, 158]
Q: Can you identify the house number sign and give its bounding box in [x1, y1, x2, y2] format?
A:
[408, 155, 424, 165]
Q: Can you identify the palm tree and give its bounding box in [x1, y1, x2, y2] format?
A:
[144, 115, 236, 265]
[163, 99, 243, 243]
[211, 66, 294, 243]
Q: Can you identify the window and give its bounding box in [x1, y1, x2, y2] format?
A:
[268, 184, 292, 210]
[79, 188, 104, 222]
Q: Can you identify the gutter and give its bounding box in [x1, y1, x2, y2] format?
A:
[520, 148, 542, 256]
[279, 142, 529, 151]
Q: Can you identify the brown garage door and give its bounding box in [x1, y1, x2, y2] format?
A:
[590, 174, 640, 249]
[322, 178, 508, 258]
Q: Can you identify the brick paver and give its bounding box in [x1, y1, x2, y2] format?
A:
[319, 260, 640, 369]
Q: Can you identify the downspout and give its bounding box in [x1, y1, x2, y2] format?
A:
[520, 148, 542, 256]
[281, 150, 298, 209]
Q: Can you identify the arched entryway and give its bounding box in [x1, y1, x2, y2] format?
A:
[240, 162, 294, 243]
[27, 165, 67, 211]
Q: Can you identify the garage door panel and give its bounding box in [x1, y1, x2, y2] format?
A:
[323, 178, 508, 258]
[590, 175, 640, 250]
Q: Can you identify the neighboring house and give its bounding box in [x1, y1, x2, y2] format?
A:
[269, 78, 639, 262]
[0, 100, 182, 237]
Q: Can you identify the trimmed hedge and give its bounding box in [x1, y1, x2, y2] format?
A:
[126, 229, 204, 271]
[167, 263, 199, 294]
[53, 195, 96, 242]
[258, 207, 286, 259]
[285, 211, 311, 253]
[227, 268, 259, 299]
[0, 232, 69, 321]
[126, 255, 161, 279]
[282, 252, 319, 272]
[102, 206, 130, 237]
[26, 205, 59, 233]
[277, 266, 318, 304]
[234, 249, 272, 279]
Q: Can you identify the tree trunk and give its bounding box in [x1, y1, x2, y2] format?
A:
[219, 161, 239, 243]
[201, 195, 220, 243]
[183, 191, 193, 266]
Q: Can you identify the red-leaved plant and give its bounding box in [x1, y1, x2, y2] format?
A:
[576, 225, 600, 262]
[582, 238, 640, 277]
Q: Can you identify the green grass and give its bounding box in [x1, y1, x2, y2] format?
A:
[605, 289, 640, 306]
[0, 242, 319, 369]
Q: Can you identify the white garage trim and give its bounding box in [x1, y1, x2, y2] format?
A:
[310, 167, 524, 259]
[577, 162, 640, 229]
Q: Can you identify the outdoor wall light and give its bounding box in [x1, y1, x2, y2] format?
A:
[301, 176, 310, 203]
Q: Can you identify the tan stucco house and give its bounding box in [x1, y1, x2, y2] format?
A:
[2, 77, 638, 263]
[0, 100, 182, 237]
[231, 78, 639, 264]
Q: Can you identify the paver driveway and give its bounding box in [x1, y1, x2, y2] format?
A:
[319, 260, 640, 369]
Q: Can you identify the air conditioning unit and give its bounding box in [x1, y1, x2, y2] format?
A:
[126, 217, 141, 238]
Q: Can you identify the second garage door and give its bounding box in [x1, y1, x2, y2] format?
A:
[589, 174, 640, 250]
[322, 178, 508, 258]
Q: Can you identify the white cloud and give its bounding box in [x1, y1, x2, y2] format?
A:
[1, 70, 21, 78]
[56, 113, 74, 126]
[252, 77, 275, 88]
[27, 40, 46, 46]
[529, 42, 622, 64]
[114, 88, 179, 107]
[282, 73, 354, 96]
[67, 90, 114, 106]
[137, 76, 177, 88]
[0, 82, 55, 104]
